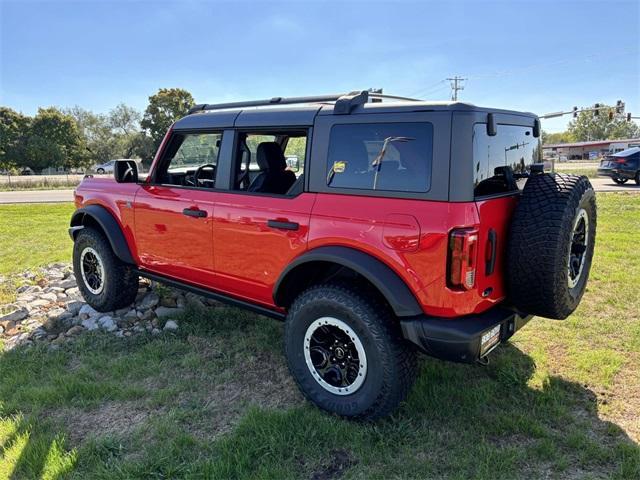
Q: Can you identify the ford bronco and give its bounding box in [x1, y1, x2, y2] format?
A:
[69, 91, 597, 419]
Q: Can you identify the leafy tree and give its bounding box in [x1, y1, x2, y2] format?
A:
[541, 130, 575, 145]
[22, 107, 88, 172]
[109, 103, 141, 135]
[567, 104, 640, 142]
[141, 88, 194, 148]
[65, 106, 116, 164]
[0, 107, 30, 172]
[128, 132, 156, 167]
[65, 104, 144, 164]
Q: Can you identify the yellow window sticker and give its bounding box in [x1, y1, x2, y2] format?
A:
[333, 161, 346, 173]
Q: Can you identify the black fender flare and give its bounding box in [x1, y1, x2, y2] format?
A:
[273, 246, 423, 317]
[70, 205, 135, 264]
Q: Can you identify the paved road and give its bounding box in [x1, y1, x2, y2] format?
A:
[0, 179, 638, 204]
[0, 189, 75, 204]
[589, 177, 640, 192]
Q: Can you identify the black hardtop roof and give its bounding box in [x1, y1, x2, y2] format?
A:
[172, 91, 537, 131]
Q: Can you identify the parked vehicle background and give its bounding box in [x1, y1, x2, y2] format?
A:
[597, 146, 640, 185]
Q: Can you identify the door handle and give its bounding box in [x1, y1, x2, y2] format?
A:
[267, 219, 299, 231]
[183, 208, 207, 218]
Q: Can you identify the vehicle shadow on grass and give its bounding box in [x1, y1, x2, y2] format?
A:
[0, 310, 639, 479]
[206, 342, 640, 479]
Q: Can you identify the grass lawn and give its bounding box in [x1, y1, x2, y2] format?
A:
[553, 165, 598, 178]
[0, 203, 75, 276]
[1, 194, 639, 479]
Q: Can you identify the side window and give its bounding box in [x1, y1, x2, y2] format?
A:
[473, 124, 542, 197]
[233, 131, 307, 195]
[326, 122, 433, 193]
[159, 132, 222, 188]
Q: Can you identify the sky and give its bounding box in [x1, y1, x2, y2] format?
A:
[1, 0, 638, 133]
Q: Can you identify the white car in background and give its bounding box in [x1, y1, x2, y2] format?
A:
[94, 160, 116, 174]
[95, 159, 142, 174]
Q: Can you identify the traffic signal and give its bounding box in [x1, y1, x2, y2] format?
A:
[572, 106, 578, 118]
[616, 100, 625, 114]
[593, 103, 600, 116]
[628, 113, 632, 122]
[608, 110, 614, 121]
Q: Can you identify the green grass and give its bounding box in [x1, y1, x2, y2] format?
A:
[1, 194, 639, 479]
[0, 203, 75, 276]
[553, 165, 598, 178]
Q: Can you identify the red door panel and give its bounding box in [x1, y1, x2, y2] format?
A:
[212, 192, 316, 307]
[134, 185, 215, 286]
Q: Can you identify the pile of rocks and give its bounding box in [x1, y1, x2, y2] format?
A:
[0, 263, 217, 351]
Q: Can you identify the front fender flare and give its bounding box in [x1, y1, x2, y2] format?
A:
[273, 246, 423, 317]
[70, 205, 135, 264]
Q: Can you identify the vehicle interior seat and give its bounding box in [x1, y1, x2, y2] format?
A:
[248, 142, 296, 194]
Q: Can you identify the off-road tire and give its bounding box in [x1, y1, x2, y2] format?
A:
[635, 171, 640, 186]
[73, 227, 139, 312]
[284, 283, 417, 420]
[613, 177, 628, 185]
[506, 173, 596, 319]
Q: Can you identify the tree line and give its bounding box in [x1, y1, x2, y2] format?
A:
[0, 88, 194, 174]
[4, 93, 638, 174]
[542, 103, 640, 145]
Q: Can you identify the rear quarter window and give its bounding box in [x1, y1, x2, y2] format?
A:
[473, 124, 542, 197]
[326, 122, 433, 193]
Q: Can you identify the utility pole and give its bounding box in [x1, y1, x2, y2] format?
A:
[447, 76, 467, 101]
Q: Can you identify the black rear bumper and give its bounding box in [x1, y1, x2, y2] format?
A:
[400, 307, 533, 363]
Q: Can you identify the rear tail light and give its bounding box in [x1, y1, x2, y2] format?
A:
[615, 158, 627, 164]
[448, 228, 479, 290]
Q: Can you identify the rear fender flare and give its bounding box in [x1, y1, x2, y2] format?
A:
[274, 246, 423, 317]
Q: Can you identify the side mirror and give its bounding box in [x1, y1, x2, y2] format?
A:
[286, 156, 300, 172]
[114, 160, 139, 183]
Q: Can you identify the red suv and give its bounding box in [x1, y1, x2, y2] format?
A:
[70, 91, 597, 419]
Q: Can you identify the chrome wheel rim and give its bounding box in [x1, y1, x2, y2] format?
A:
[568, 208, 589, 288]
[304, 317, 367, 395]
[80, 247, 105, 294]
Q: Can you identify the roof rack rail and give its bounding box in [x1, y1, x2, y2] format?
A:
[187, 90, 420, 115]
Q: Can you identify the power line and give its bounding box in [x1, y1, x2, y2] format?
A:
[466, 49, 638, 80]
[446, 76, 467, 101]
[407, 80, 447, 99]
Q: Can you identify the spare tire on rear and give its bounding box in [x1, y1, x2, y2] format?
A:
[506, 173, 596, 319]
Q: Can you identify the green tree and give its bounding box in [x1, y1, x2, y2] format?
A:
[567, 104, 640, 142]
[109, 103, 141, 135]
[0, 107, 30, 172]
[128, 132, 157, 167]
[141, 88, 194, 148]
[65, 106, 116, 164]
[23, 107, 88, 172]
[109, 104, 143, 159]
[541, 130, 575, 145]
[66, 104, 144, 163]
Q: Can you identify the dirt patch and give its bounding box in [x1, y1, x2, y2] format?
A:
[180, 335, 303, 439]
[600, 353, 640, 443]
[309, 449, 357, 480]
[49, 401, 151, 445]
